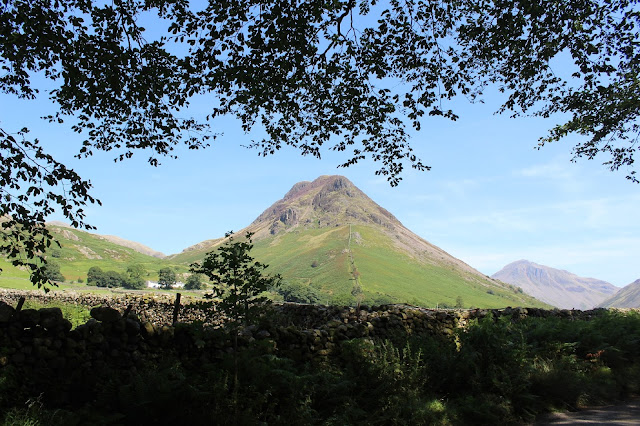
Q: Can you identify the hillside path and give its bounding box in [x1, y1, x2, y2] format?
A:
[534, 397, 640, 425]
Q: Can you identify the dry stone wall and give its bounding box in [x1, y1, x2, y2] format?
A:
[0, 288, 623, 406]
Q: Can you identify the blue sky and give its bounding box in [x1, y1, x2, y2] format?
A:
[2, 68, 639, 289]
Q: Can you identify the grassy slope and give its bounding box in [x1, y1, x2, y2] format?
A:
[252, 226, 353, 299]
[349, 225, 545, 308]
[48, 226, 187, 281]
[248, 224, 547, 308]
[0, 258, 33, 290]
[0, 226, 187, 290]
[0, 258, 110, 293]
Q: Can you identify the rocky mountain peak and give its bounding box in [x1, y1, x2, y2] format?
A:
[250, 175, 400, 236]
[283, 181, 311, 200]
[493, 260, 618, 309]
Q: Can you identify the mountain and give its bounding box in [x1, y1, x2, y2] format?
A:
[98, 235, 166, 259]
[171, 175, 548, 308]
[599, 279, 640, 308]
[46, 221, 166, 258]
[0, 223, 181, 289]
[492, 260, 618, 309]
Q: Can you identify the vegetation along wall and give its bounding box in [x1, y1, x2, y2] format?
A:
[1, 288, 635, 417]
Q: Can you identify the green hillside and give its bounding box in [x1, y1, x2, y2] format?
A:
[252, 227, 353, 301]
[0, 225, 186, 290]
[247, 224, 546, 308]
[0, 257, 35, 290]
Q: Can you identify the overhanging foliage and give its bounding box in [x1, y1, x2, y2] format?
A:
[1, 0, 638, 286]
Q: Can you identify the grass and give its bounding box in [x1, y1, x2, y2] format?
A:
[252, 227, 353, 302]
[19, 299, 92, 328]
[350, 225, 546, 308]
[248, 224, 547, 308]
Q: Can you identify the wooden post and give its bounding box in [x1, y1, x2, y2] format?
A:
[16, 297, 25, 312]
[172, 293, 182, 325]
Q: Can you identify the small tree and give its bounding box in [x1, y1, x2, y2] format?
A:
[158, 267, 176, 289]
[455, 296, 464, 309]
[124, 264, 146, 289]
[190, 231, 281, 327]
[43, 260, 64, 282]
[184, 274, 203, 290]
[87, 266, 104, 286]
[190, 231, 281, 415]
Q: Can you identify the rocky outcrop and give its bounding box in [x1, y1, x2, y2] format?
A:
[279, 208, 298, 226]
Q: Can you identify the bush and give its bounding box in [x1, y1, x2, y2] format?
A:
[184, 274, 202, 290]
[276, 281, 321, 304]
[43, 261, 64, 282]
[86, 267, 127, 288]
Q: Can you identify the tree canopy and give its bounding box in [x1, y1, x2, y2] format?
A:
[1, 0, 639, 286]
[158, 267, 177, 289]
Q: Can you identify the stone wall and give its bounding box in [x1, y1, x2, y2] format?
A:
[0, 289, 218, 325]
[0, 289, 617, 371]
[2, 288, 627, 402]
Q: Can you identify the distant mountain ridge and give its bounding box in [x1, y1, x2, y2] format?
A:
[47, 221, 166, 258]
[99, 235, 166, 259]
[492, 260, 618, 309]
[599, 279, 640, 308]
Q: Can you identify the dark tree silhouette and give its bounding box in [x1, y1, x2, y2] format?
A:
[2, 0, 638, 286]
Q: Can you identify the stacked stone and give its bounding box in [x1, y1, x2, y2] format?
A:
[0, 293, 630, 409]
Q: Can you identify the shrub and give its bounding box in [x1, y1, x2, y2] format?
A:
[43, 261, 64, 282]
[184, 274, 203, 290]
[277, 281, 321, 304]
